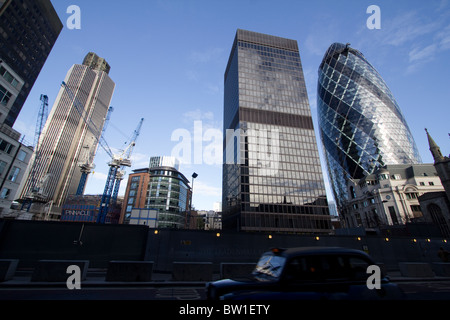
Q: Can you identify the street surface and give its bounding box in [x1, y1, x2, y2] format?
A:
[1, 280, 450, 300]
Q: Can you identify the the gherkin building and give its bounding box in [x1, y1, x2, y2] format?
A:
[317, 43, 422, 209]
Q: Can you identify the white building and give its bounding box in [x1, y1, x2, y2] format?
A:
[196, 210, 222, 230]
[0, 61, 33, 218]
[342, 164, 444, 228]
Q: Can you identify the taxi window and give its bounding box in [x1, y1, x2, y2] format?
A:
[347, 256, 371, 280]
[283, 255, 372, 282]
[253, 254, 286, 281]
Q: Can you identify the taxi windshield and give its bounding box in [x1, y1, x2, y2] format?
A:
[253, 254, 286, 281]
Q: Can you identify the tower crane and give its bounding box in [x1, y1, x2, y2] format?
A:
[60, 81, 144, 224]
[34, 94, 48, 151]
[21, 94, 49, 211]
[97, 117, 143, 224]
[76, 106, 114, 195]
[111, 117, 143, 205]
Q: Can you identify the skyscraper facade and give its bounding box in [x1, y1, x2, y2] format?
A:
[19, 53, 115, 212]
[222, 29, 331, 233]
[0, 0, 63, 127]
[317, 43, 422, 212]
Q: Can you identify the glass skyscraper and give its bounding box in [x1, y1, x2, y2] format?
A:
[222, 29, 331, 233]
[317, 43, 422, 210]
[0, 0, 63, 127]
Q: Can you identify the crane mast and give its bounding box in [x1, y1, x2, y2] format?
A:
[21, 94, 49, 211]
[76, 106, 114, 195]
[60, 82, 144, 224]
[97, 117, 144, 223]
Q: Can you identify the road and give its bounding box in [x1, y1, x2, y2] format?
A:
[0, 286, 206, 300]
[398, 280, 450, 299]
[1, 280, 450, 300]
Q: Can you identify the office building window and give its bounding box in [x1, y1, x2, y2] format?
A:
[0, 66, 20, 88]
[0, 188, 10, 199]
[0, 139, 14, 154]
[0, 84, 12, 106]
[7, 166, 20, 182]
[0, 160, 6, 176]
[17, 150, 27, 162]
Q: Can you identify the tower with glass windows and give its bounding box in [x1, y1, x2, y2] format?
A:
[19, 53, 115, 212]
[120, 156, 191, 228]
[222, 29, 331, 233]
[317, 43, 422, 213]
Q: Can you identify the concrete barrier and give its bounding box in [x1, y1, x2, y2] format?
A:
[31, 260, 89, 282]
[432, 263, 450, 277]
[0, 259, 19, 282]
[106, 261, 154, 282]
[398, 262, 435, 278]
[172, 262, 213, 281]
[220, 263, 255, 279]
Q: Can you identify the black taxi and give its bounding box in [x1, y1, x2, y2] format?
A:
[206, 247, 405, 300]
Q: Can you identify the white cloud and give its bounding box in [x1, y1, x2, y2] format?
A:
[376, 10, 441, 47]
[406, 22, 450, 73]
[130, 152, 149, 168]
[409, 44, 438, 63]
[437, 24, 450, 50]
[193, 180, 221, 197]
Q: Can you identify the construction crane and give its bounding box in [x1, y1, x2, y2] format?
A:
[34, 94, 48, 151]
[76, 106, 114, 195]
[60, 81, 144, 224]
[97, 117, 144, 223]
[111, 117, 143, 205]
[21, 94, 49, 211]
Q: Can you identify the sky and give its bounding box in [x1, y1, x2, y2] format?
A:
[13, 0, 450, 211]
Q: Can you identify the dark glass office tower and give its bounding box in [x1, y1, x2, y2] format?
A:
[222, 29, 331, 233]
[0, 0, 63, 126]
[317, 43, 422, 210]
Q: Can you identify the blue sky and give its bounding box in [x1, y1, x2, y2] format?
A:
[14, 0, 450, 211]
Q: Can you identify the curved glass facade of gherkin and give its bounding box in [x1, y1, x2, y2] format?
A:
[317, 43, 422, 208]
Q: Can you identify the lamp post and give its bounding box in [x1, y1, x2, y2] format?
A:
[188, 172, 198, 228]
[191, 172, 198, 210]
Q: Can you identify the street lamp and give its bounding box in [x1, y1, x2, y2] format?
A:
[187, 172, 198, 229]
[191, 172, 198, 208]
